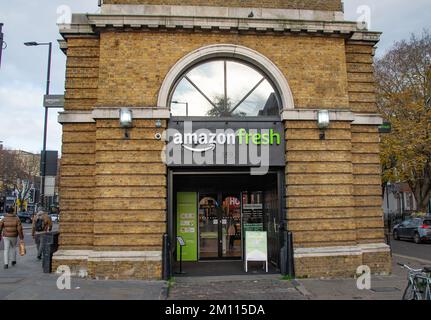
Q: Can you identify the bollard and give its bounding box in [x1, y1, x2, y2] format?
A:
[41, 231, 60, 273]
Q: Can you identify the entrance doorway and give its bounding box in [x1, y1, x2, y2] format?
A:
[170, 171, 284, 269]
[199, 192, 241, 259]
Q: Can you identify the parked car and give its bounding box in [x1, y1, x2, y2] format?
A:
[393, 218, 431, 244]
[17, 211, 33, 224]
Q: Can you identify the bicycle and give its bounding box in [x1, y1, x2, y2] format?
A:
[398, 263, 431, 300]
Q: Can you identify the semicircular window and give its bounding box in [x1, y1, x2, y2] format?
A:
[169, 59, 281, 117]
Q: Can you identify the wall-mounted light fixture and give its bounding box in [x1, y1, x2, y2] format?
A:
[119, 108, 133, 139]
[155, 119, 162, 128]
[317, 109, 330, 140]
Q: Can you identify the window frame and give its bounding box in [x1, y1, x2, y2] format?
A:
[168, 57, 283, 119]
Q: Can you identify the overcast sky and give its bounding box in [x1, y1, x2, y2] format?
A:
[0, 0, 430, 154]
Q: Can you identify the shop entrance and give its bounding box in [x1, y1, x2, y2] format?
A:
[170, 171, 284, 270]
[198, 192, 241, 259]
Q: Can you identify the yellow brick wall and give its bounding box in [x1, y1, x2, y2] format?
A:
[102, 0, 343, 11]
[295, 255, 362, 278]
[346, 42, 377, 113]
[285, 121, 356, 248]
[59, 123, 96, 249]
[352, 125, 385, 244]
[93, 119, 167, 252]
[97, 32, 349, 109]
[64, 37, 100, 111]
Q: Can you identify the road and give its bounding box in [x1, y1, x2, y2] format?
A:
[390, 237, 431, 263]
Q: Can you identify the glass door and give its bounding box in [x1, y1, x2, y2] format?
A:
[221, 195, 242, 258]
[198, 194, 220, 259]
[198, 193, 242, 259]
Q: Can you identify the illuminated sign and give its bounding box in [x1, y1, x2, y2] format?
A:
[166, 121, 285, 171]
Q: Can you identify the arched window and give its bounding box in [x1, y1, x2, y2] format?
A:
[169, 59, 281, 117]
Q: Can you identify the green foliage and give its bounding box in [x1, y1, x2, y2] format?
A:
[376, 30, 431, 211]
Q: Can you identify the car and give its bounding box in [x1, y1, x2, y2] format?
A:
[393, 217, 431, 244]
[17, 211, 33, 224]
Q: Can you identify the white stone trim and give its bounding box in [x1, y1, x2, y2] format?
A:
[294, 243, 390, 258]
[58, 111, 95, 124]
[281, 109, 383, 125]
[352, 114, 383, 125]
[358, 243, 391, 253]
[92, 107, 170, 119]
[59, 109, 383, 125]
[101, 4, 345, 22]
[53, 250, 93, 260]
[59, 10, 380, 45]
[157, 44, 295, 111]
[58, 108, 170, 124]
[88, 250, 162, 262]
[281, 109, 354, 122]
[53, 250, 162, 262]
[85, 14, 358, 35]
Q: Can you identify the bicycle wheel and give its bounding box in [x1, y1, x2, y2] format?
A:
[402, 283, 417, 300]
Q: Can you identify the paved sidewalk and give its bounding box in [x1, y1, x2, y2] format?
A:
[0, 245, 167, 300]
[1, 243, 429, 300]
[167, 255, 430, 300]
[297, 255, 430, 300]
[168, 274, 304, 300]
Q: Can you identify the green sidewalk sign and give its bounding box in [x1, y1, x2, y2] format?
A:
[176, 192, 198, 261]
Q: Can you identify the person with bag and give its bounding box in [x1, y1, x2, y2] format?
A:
[0, 206, 24, 269]
[32, 210, 52, 260]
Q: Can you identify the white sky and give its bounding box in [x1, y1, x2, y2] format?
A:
[0, 0, 430, 153]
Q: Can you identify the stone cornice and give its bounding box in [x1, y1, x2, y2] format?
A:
[100, 4, 345, 22]
[58, 5, 381, 45]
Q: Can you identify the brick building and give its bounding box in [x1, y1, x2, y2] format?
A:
[54, 0, 392, 279]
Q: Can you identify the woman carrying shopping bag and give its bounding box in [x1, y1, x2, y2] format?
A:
[0, 206, 24, 269]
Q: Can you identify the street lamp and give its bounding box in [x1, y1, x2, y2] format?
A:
[24, 41, 52, 210]
[171, 101, 189, 117]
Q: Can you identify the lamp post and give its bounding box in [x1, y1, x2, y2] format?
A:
[171, 101, 189, 117]
[24, 41, 52, 210]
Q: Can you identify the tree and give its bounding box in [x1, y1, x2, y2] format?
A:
[0, 148, 39, 211]
[376, 30, 431, 212]
[207, 96, 246, 117]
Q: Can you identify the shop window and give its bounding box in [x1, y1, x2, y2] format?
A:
[169, 59, 281, 117]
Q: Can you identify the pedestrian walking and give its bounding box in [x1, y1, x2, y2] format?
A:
[0, 206, 24, 269]
[32, 210, 53, 260]
[228, 221, 236, 251]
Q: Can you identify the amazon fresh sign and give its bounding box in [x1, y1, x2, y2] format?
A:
[165, 121, 285, 174]
[172, 128, 281, 148]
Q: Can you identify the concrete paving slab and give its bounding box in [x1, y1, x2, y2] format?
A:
[0, 244, 167, 300]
